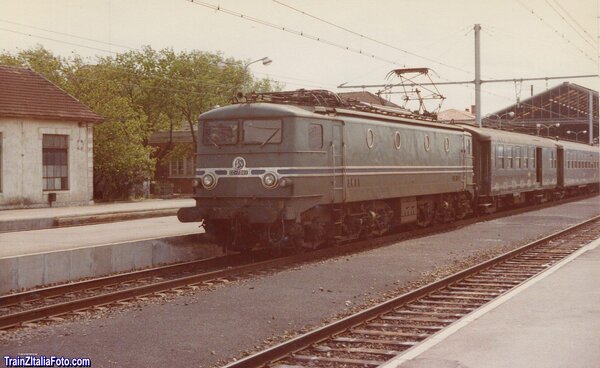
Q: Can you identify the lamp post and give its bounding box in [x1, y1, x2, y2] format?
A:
[485, 111, 515, 129]
[536, 123, 560, 137]
[566, 130, 587, 142]
[244, 57, 272, 71]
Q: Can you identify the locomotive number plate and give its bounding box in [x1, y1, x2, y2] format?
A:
[229, 169, 249, 175]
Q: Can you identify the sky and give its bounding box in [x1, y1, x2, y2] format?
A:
[1, 0, 598, 115]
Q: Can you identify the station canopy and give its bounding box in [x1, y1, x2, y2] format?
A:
[483, 82, 598, 143]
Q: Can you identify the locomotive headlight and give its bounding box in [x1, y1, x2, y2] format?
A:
[262, 172, 278, 189]
[202, 173, 217, 189]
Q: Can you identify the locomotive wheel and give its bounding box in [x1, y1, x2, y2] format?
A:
[416, 202, 435, 227]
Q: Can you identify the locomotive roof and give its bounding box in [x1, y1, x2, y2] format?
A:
[199, 102, 325, 121]
[459, 124, 598, 151]
[199, 101, 465, 132]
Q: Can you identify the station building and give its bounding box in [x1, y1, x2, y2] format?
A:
[483, 82, 598, 144]
[0, 65, 103, 209]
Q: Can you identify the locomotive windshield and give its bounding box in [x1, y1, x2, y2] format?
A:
[203, 119, 282, 146]
[203, 120, 238, 146]
[242, 119, 282, 145]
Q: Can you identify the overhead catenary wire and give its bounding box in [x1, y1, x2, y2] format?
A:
[550, 0, 597, 44]
[270, 0, 474, 76]
[185, 0, 404, 67]
[514, 0, 595, 62]
[542, 0, 597, 49]
[0, 26, 337, 91]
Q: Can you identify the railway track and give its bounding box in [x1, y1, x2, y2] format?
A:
[223, 215, 600, 368]
[0, 194, 597, 332]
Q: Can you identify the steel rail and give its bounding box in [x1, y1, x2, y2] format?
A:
[222, 214, 600, 368]
[0, 246, 285, 307]
[1, 193, 597, 331]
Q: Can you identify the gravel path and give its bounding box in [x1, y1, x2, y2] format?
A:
[1, 196, 598, 368]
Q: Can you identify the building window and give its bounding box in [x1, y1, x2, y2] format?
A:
[43, 134, 69, 191]
[308, 124, 323, 150]
[169, 154, 194, 177]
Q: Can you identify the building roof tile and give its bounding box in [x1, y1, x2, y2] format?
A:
[0, 65, 103, 123]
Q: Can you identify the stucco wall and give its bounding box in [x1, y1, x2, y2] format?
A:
[0, 118, 94, 209]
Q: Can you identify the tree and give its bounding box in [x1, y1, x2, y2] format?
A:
[0, 46, 283, 199]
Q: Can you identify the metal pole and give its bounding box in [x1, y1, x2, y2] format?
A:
[474, 24, 482, 127]
[589, 90, 594, 145]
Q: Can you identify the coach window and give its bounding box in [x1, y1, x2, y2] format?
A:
[506, 145, 513, 169]
[424, 134, 431, 152]
[465, 138, 471, 155]
[531, 149, 536, 169]
[43, 134, 69, 191]
[523, 147, 529, 168]
[496, 144, 504, 169]
[308, 123, 323, 150]
[515, 146, 521, 168]
[443, 137, 450, 153]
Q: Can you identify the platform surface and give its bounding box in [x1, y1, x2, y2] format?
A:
[391, 238, 600, 368]
[0, 217, 202, 258]
[0, 198, 193, 221]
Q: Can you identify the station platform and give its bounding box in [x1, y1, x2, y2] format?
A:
[0, 198, 194, 232]
[385, 234, 600, 368]
[0, 216, 211, 293]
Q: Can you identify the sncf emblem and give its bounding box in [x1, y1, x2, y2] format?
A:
[229, 157, 249, 175]
[233, 157, 246, 169]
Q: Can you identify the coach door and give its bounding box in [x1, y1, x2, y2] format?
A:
[463, 135, 473, 190]
[331, 122, 345, 202]
[536, 147, 543, 185]
[557, 146, 565, 187]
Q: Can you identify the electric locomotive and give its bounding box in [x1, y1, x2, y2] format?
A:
[178, 90, 475, 250]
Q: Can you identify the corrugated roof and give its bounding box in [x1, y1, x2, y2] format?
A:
[0, 65, 103, 123]
[438, 108, 475, 122]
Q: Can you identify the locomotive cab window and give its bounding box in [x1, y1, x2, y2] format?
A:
[204, 120, 238, 146]
[308, 123, 323, 150]
[243, 119, 282, 145]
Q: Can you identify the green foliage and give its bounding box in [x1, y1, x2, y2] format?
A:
[0, 46, 282, 199]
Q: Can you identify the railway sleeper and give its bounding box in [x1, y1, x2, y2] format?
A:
[414, 299, 481, 308]
[313, 345, 401, 357]
[292, 354, 384, 367]
[351, 328, 429, 339]
[434, 289, 501, 297]
[406, 304, 475, 313]
[366, 322, 444, 331]
[332, 336, 418, 347]
[393, 309, 466, 318]
[426, 293, 493, 301]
